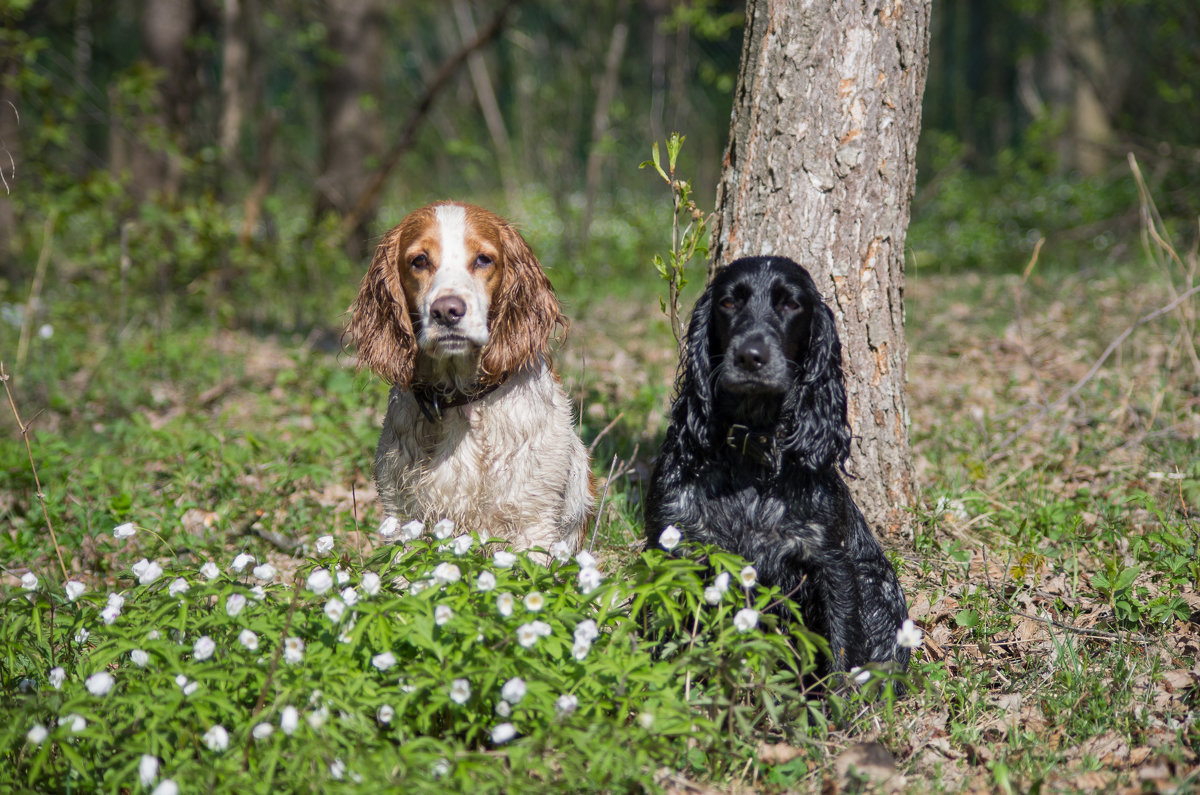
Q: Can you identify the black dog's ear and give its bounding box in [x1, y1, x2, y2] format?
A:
[784, 299, 852, 471]
[674, 284, 717, 455]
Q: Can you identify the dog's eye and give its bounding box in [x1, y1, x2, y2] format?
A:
[474, 254, 494, 270]
[719, 297, 736, 310]
[781, 298, 800, 311]
[410, 253, 429, 270]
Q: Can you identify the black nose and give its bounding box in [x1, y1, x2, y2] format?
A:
[430, 295, 467, 327]
[734, 338, 769, 372]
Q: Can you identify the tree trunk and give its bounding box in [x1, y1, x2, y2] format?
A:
[219, 0, 251, 173]
[710, 0, 931, 540]
[315, 0, 384, 258]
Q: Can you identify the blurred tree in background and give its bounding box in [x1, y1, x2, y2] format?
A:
[0, 0, 1196, 325]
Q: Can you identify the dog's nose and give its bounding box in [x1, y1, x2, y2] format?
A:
[734, 339, 769, 372]
[430, 295, 467, 327]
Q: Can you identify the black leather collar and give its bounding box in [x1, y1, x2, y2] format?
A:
[724, 423, 780, 467]
[410, 382, 501, 422]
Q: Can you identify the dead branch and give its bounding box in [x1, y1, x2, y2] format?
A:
[338, 0, 519, 241]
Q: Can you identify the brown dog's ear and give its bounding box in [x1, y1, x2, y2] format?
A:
[478, 222, 565, 386]
[345, 230, 417, 386]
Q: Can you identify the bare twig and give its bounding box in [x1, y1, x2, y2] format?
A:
[588, 454, 620, 553]
[1, 362, 68, 579]
[587, 410, 626, 456]
[988, 282, 1200, 460]
[339, 0, 518, 240]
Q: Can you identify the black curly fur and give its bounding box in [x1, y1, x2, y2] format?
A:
[645, 256, 910, 675]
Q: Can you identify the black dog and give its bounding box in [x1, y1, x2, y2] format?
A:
[645, 256, 910, 676]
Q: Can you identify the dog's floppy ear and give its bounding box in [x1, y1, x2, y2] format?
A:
[675, 283, 717, 454]
[784, 298, 852, 471]
[345, 229, 417, 387]
[478, 222, 565, 387]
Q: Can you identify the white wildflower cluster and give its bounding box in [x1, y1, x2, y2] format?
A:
[174, 674, 199, 697]
[572, 618, 599, 660]
[516, 620, 552, 648]
[132, 558, 163, 586]
[100, 592, 125, 625]
[576, 550, 603, 595]
[704, 571, 732, 605]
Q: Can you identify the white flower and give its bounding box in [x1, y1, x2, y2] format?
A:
[500, 677, 526, 704]
[330, 758, 346, 780]
[476, 571, 497, 592]
[494, 700, 512, 717]
[252, 722, 274, 740]
[252, 563, 276, 582]
[377, 704, 395, 723]
[496, 592, 515, 617]
[65, 580, 85, 601]
[307, 706, 329, 730]
[179, 677, 199, 696]
[850, 666, 872, 685]
[733, 608, 759, 633]
[452, 534, 474, 556]
[658, 524, 682, 550]
[168, 577, 190, 596]
[409, 579, 429, 595]
[146, 629, 160, 640]
[202, 724, 229, 752]
[432, 562, 461, 585]
[113, 522, 136, 539]
[638, 711, 655, 730]
[151, 780, 179, 795]
[378, 516, 400, 540]
[739, 565, 758, 589]
[714, 571, 731, 593]
[555, 693, 579, 718]
[283, 636, 305, 664]
[490, 722, 516, 744]
[324, 597, 346, 623]
[335, 568, 350, 586]
[897, 618, 924, 650]
[372, 651, 397, 671]
[200, 561, 220, 580]
[130, 649, 149, 667]
[231, 553, 255, 573]
[100, 604, 121, 625]
[449, 678, 471, 705]
[572, 639, 592, 660]
[703, 586, 723, 605]
[431, 758, 451, 778]
[550, 539, 573, 563]
[85, 671, 115, 696]
[433, 518, 455, 539]
[517, 623, 541, 648]
[60, 713, 86, 732]
[434, 604, 453, 626]
[280, 706, 299, 735]
[578, 567, 603, 594]
[27, 723, 48, 744]
[21, 572, 38, 590]
[575, 550, 597, 570]
[360, 571, 381, 596]
[136, 559, 163, 585]
[138, 754, 159, 786]
[493, 550, 517, 568]
[250, 585, 266, 601]
[48, 667, 65, 688]
[523, 591, 545, 612]
[532, 620, 552, 637]
[74, 627, 89, 644]
[306, 568, 333, 595]
[238, 629, 259, 651]
[193, 635, 216, 661]
[315, 534, 335, 555]
[401, 520, 425, 541]
[574, 619, 599, 644]
[226, 593, 247, 617]
[38, 323, 52, 339]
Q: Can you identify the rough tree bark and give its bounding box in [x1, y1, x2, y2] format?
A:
[710, 0, 931, 539]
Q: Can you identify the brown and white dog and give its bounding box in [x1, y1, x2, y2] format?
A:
[347, 201, 593, 551]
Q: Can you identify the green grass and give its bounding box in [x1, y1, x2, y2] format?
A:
[2, 180, 1199, 792]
